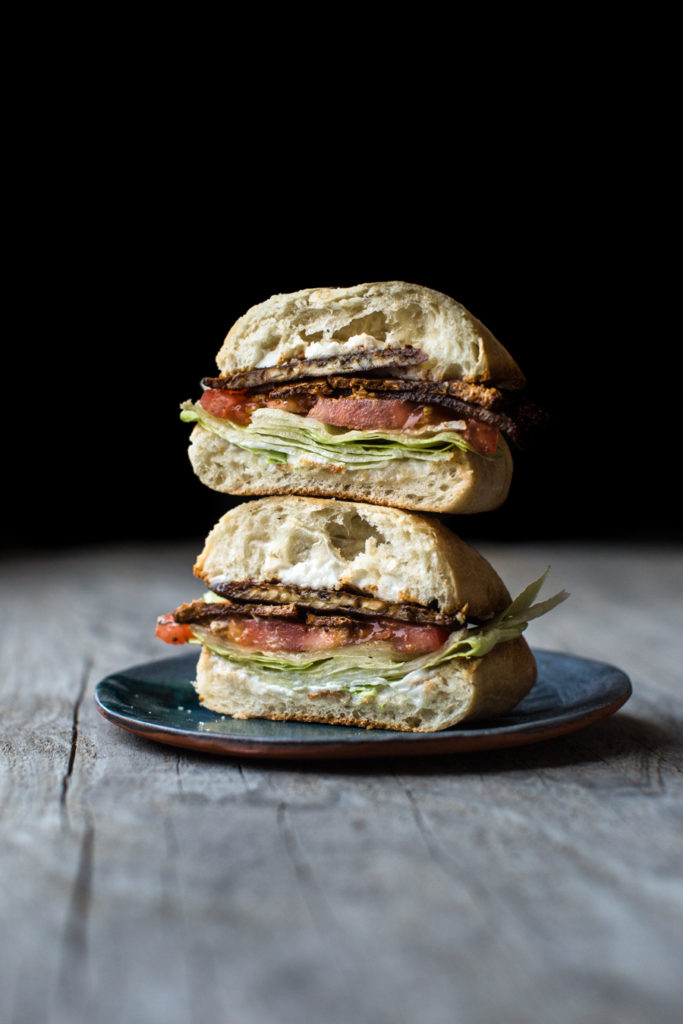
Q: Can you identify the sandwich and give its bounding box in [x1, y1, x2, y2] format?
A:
[155, 496, 567, 732]
[180, 281, 546, 514]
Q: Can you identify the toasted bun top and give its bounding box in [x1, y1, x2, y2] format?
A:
[193, 496, 511, 617]
[214, 281, 525, 387]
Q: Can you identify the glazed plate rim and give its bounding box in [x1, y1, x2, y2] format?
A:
[93, 648, 632, 759]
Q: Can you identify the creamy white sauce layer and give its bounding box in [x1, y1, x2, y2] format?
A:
[276, 546, 347, 590]
[304, 334, 391, 359]
[227, 666, 429, 704]
[255, 333, 394, 368]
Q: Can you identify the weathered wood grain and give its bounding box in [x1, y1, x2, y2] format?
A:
[1, 541, 682, 1024]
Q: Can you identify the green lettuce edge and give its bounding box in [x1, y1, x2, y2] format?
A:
[180, 400, 501, 468]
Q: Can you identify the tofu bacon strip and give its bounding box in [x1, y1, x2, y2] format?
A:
[201, 581, 468, 627]
[202, 346, 427, 391]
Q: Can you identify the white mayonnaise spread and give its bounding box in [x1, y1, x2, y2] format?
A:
[304, 334, 391, 359]
[255, 333, 393, 368]
[276, 544, 348, 590]
[277, 544, 409, 604]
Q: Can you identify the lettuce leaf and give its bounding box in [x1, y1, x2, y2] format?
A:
[180, 401, 497, 468]
[400, 568, 569, 673]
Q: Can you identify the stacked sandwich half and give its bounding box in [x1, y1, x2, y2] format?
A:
[157, 282, 566, 732]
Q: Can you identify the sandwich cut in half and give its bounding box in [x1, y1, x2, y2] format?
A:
[180, 282, 546, 514]
[156, 497, 567, 732]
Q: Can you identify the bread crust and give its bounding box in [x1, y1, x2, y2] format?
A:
[192, 494, 511, 618]
[194, 637, 537, 733]
[188, 423, 513, 516]
[214, 281, 525, 388]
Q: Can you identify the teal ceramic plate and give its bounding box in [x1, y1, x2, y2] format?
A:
[94, 649, 632, 759]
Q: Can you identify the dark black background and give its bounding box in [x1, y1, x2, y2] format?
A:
[4, 0, 680, 560]
[6, 131, 679, 555]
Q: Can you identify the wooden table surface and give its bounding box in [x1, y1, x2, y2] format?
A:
[1, 538, 682, 1024]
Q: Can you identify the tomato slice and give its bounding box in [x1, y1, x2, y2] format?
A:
[155, 615, 194, 645]
[210, 616, 452, 655]
[379, 623, 452, 655]
[461, 419, 499, 454]
[308, 397, 420, 430]
[200, 389, 254, 424]
[223, 618, 350, 652]
[263, 397, 313, 416]
[200, 389, 313, 423]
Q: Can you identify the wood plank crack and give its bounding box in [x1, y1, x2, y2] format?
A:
[60, 656, 92, 825]
[57, 815, 95, 1010]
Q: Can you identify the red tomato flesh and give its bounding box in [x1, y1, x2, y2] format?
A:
[200, 389, 311, 423]
[155, 615, 194, 645]
[203, 616, 451, 655]
[243, 617, 454, 655]
[224, 618, 349, 652]
[200, 389, 254, 424]
[371, 622, 453, 655]
[263, 397, 312, 416]
[308, 397, 419, 430]
[461, 419, 499, 454]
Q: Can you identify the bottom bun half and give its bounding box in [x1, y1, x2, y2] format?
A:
[188, 426, 513, 515]
[194, 638, 537, 733]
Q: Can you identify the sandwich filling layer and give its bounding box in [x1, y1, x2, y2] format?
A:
[156, 571, 567, 697]
[182, 355, 545, 472]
